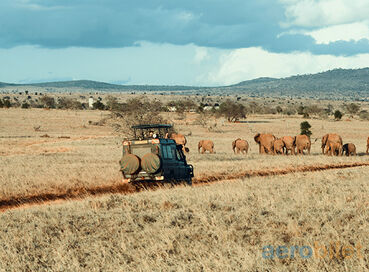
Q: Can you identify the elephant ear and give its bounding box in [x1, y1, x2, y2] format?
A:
[254, 133, 261, 143]
[322, 134, 328, 145]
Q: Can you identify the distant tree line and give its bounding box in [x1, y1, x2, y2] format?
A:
[1, 94, 368, 122]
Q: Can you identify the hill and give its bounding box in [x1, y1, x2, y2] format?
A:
[1, 68, 369, 99]
[0, 80, 204, 92]
[226, 68, 369, 99]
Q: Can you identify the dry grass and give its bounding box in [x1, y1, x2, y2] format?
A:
[1, 109, 369, 201]
[0, 169, 368, 271]
[1, 108, 369, 271]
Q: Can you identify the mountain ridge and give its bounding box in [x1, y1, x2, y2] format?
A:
[1, 68, 369, 97]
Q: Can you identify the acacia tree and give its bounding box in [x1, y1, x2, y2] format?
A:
[218, 99, 246, 122]
[300, 121, 312, 137]
[111, 97, 169, 137]
[334, 110, 343, 120]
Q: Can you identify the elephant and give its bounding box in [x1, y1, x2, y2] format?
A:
[232, 138, 249, 154]
[366, 137, 369, 155]
[198, 140, 215, 154]
[273, 138, 285, 155]
[321, 134, 343, 155]
[281, 136, 295, 155]
[342, 143, 356, 156]
[294, 135, 311, 155]
[329, 142, 342, 156]
[166, 133, 189, 152]
[254, 133, 276, 154]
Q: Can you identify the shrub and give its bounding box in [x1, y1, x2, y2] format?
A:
[300, 121, 312, 137]
[21, 102, 30, 109]
[218, 99, 246, 122]
[334, 110, 343, 120]
[106, 96, 120, 111]
[92, 100, 105, 110]
[166, 99, 196, 113]
[275, 106, 283, 114]
[345, 103, 360, 115]
[57, 97, 83, 110]
[297, 105, 305, 115]
[3, 99, 11, 108]
[359, 110, 369, 120]
[40, 96, 55, 108]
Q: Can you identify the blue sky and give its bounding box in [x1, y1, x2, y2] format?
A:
[1, 0, 369, 85]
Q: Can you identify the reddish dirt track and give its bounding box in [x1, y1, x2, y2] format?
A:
[1, 161, 369, 213]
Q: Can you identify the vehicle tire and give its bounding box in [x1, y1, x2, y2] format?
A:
[120, 154, 140, 175]
[141, 153, 161, 174]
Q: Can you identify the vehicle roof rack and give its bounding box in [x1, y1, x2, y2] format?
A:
[131, 124, 172, 129]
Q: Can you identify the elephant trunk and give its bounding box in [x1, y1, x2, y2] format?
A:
[232, 141, 236, 153]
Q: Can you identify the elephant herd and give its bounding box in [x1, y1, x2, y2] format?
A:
[254, 133, 311, 155]
[253, 133, 360, 156]
[168, 132, 367, 156]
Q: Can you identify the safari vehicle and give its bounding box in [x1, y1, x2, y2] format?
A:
[119, 124, 194, 185]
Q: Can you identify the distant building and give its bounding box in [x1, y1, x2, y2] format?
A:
[88, 97, 94, 108]
[168, 106, 177, 112]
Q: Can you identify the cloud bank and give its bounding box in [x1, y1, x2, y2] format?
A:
[0, 0, 368, 55]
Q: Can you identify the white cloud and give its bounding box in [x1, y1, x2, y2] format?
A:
[14, 0, 67, 11]
[194, 47, 209, 63]
[205, 47, 369, 85]
[282, 0, 369, 28]
[177, 11, 195, 23]
[308, 21, 369, 44]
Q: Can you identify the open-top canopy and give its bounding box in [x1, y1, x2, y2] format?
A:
[131, 124, 173, 140]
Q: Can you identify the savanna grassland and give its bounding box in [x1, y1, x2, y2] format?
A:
[1, 107, 369, 271]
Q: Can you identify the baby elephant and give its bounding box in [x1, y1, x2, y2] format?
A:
[273, 138, 285, 155]
[342, 143, 356, 156]
[198, 140, 215, 154]
[232, 138, 249, 154]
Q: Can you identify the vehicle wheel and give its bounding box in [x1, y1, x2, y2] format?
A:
[141, 153, 161, 174]
[120, 154, 140, 175]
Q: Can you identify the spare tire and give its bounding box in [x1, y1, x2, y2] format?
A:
[141, 153, 161, 174]
[120, 154, 140, 175]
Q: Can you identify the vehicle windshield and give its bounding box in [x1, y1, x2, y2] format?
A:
[132, 146, 152, 157]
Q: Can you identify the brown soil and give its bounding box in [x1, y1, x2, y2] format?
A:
[1, 161, 369, 212]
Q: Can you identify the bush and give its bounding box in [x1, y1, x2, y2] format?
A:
[92, 100, 105, 110]
[40, 96, 55, 108]
[3, 99, 11, 108]
[106, 96, 121, 111]
[166, 99, 196, 113]
[345, 103, 360, 115]
[334, 110, 343, 120]
[21, 102, 30, 109]
[297, 105, 305, 115]
[275, 106, 283, 113]
[300, 121, 312, 137]
[305, 105, 324, 116]
[218, 99, 246, 122]
[0, 99, 3, 108]
[359, 110, 369, 120]
[57, 97, 83, 110]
